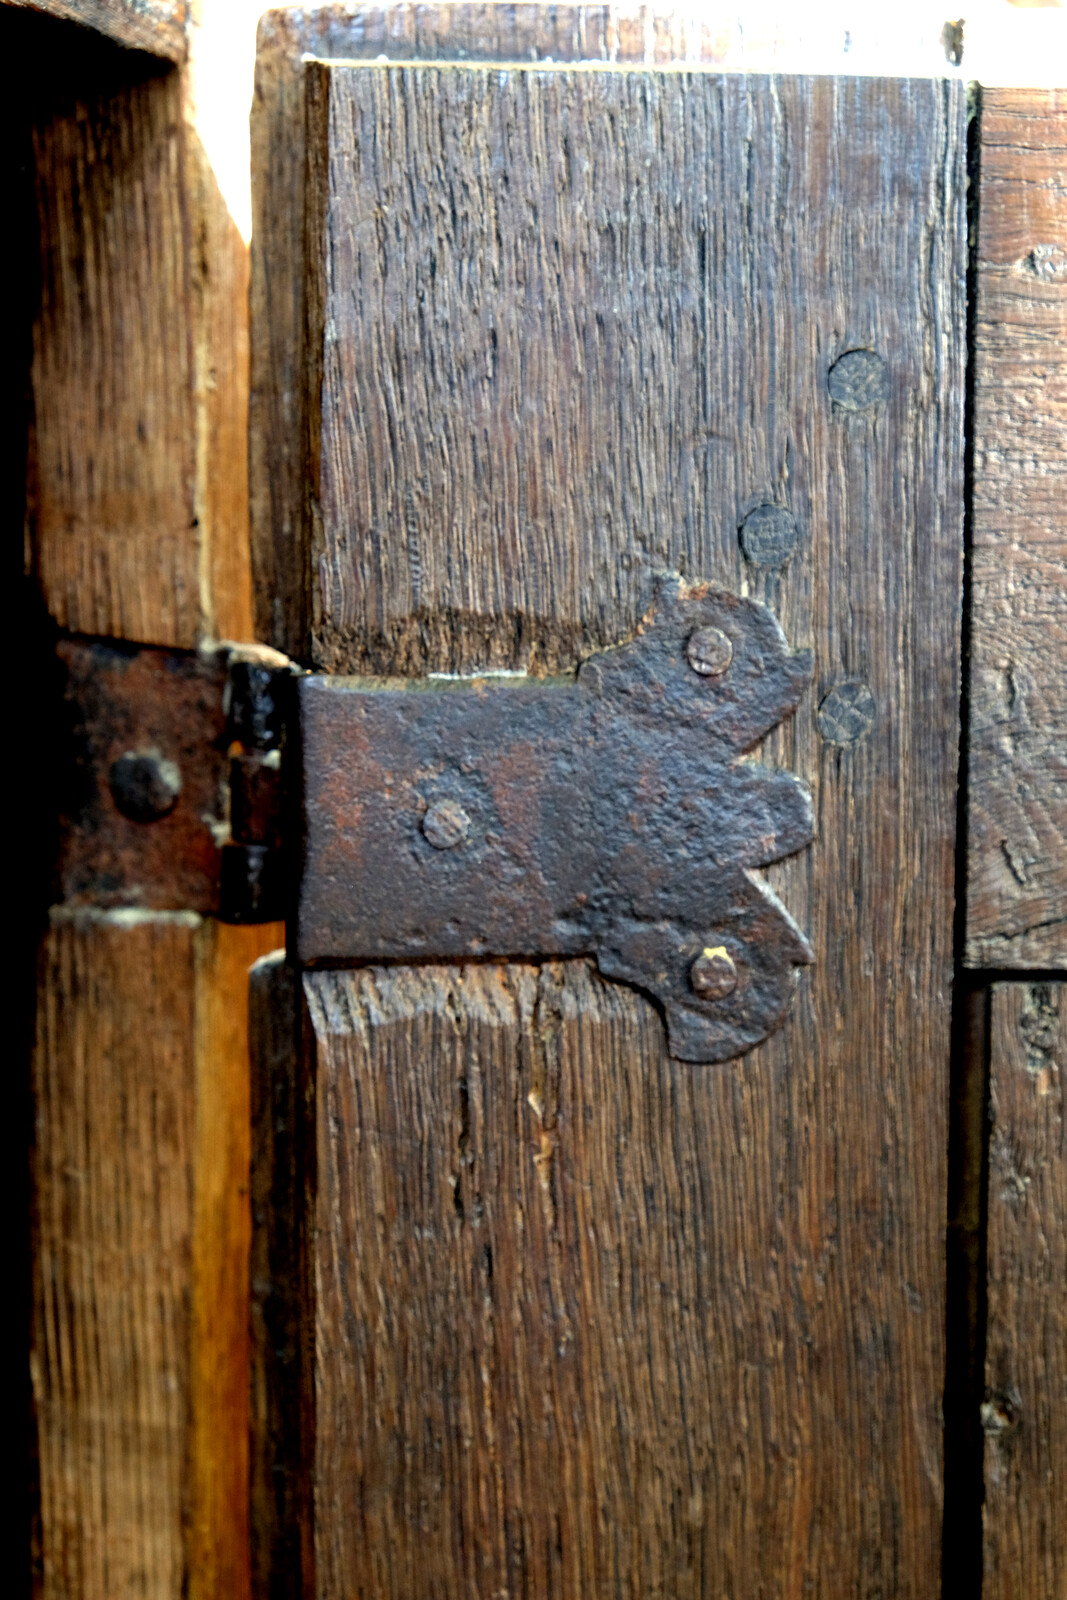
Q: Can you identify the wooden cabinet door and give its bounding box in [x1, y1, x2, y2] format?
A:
[251, 55, 966, 1600]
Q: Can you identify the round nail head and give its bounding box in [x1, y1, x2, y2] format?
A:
[109, 750, 182, 823]
[686, 626, 733, 678]
[816, 681, 876, 744]
[422, 798, 471, 850]
[690, 947, 738, 1001]
[827, 349, 889, 411]
[739, 504, 799, 567]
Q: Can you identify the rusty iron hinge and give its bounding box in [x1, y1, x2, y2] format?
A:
[53, 638, 295, 922]
[298, 576, 815, 1062]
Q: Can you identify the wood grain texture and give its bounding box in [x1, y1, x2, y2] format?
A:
[6, 0, 187, 61]
[966, 88, 1067, 967]
[984, 983, 1067, 1600]
[31, 911, 282, 1600]
[305, 65, 964, 679]
[260, 62, 966, 1600]
[29, 62, 200, 647]
[249, 951, 302, 1600]
[26, 36, 256, 649]
[188, 919, 285, 1600]
[251, 3, 783, 658]
[183, 98, 256, 646]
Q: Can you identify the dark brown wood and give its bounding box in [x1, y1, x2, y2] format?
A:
[984, 982, 1067, 1600]
[966, 87, 1067, 968]
[26, 31, 256, 650]
[188, 920, 286, 1600]
[249, 952, 303, 1600]
[21, 11, 270, 1595]
[33, 913, 198, 1599]
[32, 912, 282, 1600]
[5, 0, 187, 61]
[250, 3, 791, 659]
[256, 58, 968, 1597]
[29, 60, 200, 647]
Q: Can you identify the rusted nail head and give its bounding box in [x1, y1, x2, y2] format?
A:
[739, 504, 799, 568]
[827, 349, 889, 411]
[422, 798, 471, 850]
[690, 946, 737, 1001]
[109, 750, 182, 823]
[816, 681, 876, 744]
[685, 626, 733, 678]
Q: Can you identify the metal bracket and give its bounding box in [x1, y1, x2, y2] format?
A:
[298, 576, 814, 1062]
[53, 637, 294, 922]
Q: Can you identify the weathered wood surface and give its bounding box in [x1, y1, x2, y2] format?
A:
[31, 912, 282, 1600]
[249, 953, 302, 1600]
[984, 983, 1067, 1600]
[27, 33, 254, 649]
[259, 63, 967, 1597]
[29, 60, 199, 646]
[6, 0, 187, 61]
[966, 87, 1067, 968]
[251, 2, 790, 658]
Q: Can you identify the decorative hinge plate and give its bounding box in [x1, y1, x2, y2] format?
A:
[298, 576, 815, 1062]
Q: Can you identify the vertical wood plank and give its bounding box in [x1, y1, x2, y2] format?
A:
[29, 61, 201, 648]
[188, 920, 284, 1600]
[249, 951, 302, 1600]
[26, 24, 257, 650]
[967, 87, 1067, 967]
[984, 983, 1067, 1600]
[250, 3, 776, 657]
[265, 58, 966, 1600]
[32, 912, 200, 1599]
[32, 911, 282, 1600]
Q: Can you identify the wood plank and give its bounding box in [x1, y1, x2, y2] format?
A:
[25, 25, 255, 649]
[966, 87, 1067, 968]
[263, 66, 967, 1596]
[250, 3, 784, 658]
[29, 59, 200, 647]
[32, 911, 282, 1600]
[249, 952, 302, 1600]
[188, 920, 285, 1600]
[5, 0, 187, 62]
[984, 983, 1067, 1600]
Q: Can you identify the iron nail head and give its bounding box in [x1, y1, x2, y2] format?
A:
[109, 750, 182, 823]
[817, 680, 876, 744]
[422, 798, 471, 850]
[827, 349, 889, 412]
[690, 946, 738, 1001]
[686, 626, 733, 678]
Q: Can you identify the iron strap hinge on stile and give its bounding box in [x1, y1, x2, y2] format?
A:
[296, 575, 816, 1063]
[51, 576, 815, 1057]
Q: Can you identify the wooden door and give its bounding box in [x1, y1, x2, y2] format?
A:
[250, 36, 967, 1600]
